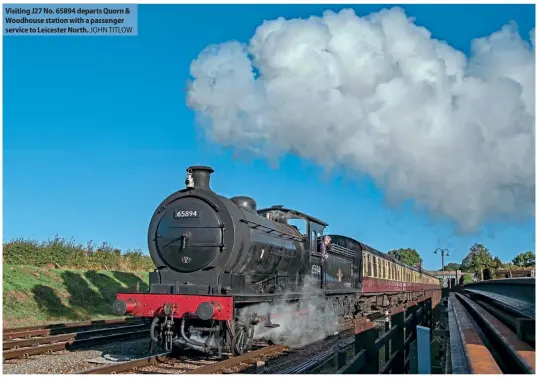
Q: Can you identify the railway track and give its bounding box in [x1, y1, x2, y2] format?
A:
[3, 317, 143, 340]
[77, 343, 287, 374]
[449, 291, 535, 374]
[3, 318, 148, 361]
[76, 320, 356, 374]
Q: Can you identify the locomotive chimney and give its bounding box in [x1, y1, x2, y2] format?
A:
[187, 166, 214, 189]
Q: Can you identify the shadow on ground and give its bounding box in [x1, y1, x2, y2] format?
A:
[31, 270, 148, 320]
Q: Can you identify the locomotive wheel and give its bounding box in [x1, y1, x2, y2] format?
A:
[232, 318, 254, 356]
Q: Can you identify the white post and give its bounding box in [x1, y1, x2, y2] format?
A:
[417, 325, 431, 374]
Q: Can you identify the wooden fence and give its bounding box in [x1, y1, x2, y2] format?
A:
[336, 297, 433, 374]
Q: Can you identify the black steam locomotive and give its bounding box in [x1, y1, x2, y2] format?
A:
[113, 165, 438, 357]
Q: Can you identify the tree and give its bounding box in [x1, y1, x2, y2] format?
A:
[388, 248, 422, 267]
[461, 243, 494, 281]
[511, 251, 535, 267]
[443, 262, 461, 271]
[459, 273, 474, 285]
[492, 256, 503, 270]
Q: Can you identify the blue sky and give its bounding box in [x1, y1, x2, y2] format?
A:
[3, 4, 535, 270]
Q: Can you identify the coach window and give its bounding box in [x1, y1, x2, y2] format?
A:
[364, 253, 368, 276]
[365, 254, 370, 276]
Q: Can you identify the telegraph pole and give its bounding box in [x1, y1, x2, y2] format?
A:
[434, 248, 449, 287]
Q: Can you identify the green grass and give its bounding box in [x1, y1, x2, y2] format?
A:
[3, 265, 149, 328]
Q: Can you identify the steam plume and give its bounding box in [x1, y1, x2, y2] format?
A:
[245, 277, 339, 347]
[187, 7, 535, 232]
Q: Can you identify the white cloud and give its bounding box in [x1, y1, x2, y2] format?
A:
[186, 7, 535, 232]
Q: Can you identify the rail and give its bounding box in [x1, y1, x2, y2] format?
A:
[3, 317, 143, 340]
[78, 344, 286, 374]
[3, 325, 149, 361]
[448, 290, 535, 374]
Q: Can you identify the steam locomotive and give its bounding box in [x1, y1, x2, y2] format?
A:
[113, 166, 439, 357]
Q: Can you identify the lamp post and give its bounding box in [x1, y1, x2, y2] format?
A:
[434, 248, 449, 288]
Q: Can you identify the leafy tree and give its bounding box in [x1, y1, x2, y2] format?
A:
[388, 248, 422, 267]
[459, 273, 473, 285]
[461, 243, 494, 281]
[443, 262, 461, 271]
[511, 251, 535, 267]
[492, 256, 503, 270]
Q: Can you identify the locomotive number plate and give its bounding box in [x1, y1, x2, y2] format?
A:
[174, 210, 199, 218]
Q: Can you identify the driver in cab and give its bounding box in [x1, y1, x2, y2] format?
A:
[321, 235, 331, 261]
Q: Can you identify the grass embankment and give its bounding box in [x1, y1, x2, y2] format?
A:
[3, 265, 149, 328]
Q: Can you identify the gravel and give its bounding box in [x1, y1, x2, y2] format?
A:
[3, 337, 157, 374]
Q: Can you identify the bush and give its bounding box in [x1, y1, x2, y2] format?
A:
[460, 273, 473, 285]
[3, 236, 154, 271]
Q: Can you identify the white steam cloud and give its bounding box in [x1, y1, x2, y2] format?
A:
[245, 277, 339, 347]
[186, 7, 535, 232]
